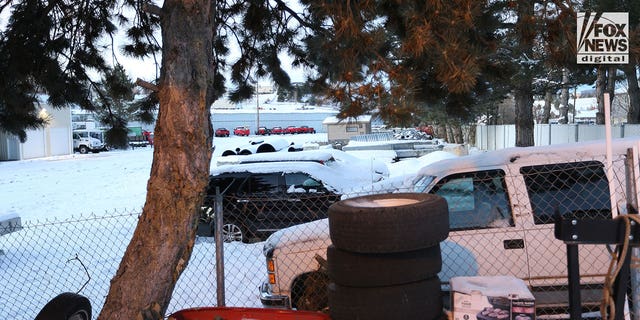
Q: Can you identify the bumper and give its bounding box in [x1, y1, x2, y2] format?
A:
[259, 281, 291, 308]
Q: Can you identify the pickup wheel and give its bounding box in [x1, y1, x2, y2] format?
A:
[328, 193, 449, 253]
[35, 292, 92, 320]
[328, 277, 442, 320]
[327, 244, 441, 287]
[78, 146, 89, 154]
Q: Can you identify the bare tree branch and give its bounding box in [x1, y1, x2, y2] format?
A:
[142, 3, 162, 17]
[136, 78, 159, 92]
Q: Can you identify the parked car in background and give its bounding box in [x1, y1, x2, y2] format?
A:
[271, 126, 284, 135]
[234, 126, 251, 136]
[215, 128, 230, 137]
[256, 127, 271, 135]
[284, 126, 300, 134]
[259, 137, 640, 313]
[298, 126, 315, 134]
[199, 149, 389, 242]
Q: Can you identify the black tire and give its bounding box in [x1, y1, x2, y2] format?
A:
[78, 146, 89, 154]
[35, 292, 92, 320]
[328, 277, 443, 320]
[327, 244, 442, 287]
[328, 193, 449, 253]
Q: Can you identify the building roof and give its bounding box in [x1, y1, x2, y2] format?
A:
[322, 115, 372, 125]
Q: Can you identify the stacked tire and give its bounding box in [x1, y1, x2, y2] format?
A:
[327, 193, 449, 320]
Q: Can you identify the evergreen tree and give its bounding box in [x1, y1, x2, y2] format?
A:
[299, 0, 510, 128]
[0, 0, 118, 141]
[94, 64, 137, 149]
[0, 1, 310, 319]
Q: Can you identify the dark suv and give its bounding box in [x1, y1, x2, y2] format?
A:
[198, 149, 389, 243]
[200, 171, 340, 242]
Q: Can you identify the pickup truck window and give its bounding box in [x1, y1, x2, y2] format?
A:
[430, 170, 512, 230]
[521, 161, 611, 224]
[413, 175, 435, 193]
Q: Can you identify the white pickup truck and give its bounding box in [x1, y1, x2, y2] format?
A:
[259, 137, 640, 314]
[73, 130, 105, 154]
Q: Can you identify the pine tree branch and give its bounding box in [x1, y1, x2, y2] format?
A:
[272, 0, 315, 30]
[136, 78, 159, 92]
[0, 0, 13, 13]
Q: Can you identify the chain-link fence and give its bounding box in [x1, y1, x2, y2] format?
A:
[1, 148, 638, 319]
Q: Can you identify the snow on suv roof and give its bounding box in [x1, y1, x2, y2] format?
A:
[216, 150, 335, 166]
[211, 149, 389, 193]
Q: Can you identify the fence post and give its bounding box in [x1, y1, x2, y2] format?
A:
[214, 187, 225, 306]
[627, 148, 640, 320]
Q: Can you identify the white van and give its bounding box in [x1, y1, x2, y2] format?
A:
[258, 137, 640, 314]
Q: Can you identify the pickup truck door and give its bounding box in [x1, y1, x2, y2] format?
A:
[429, 169, 529, 284]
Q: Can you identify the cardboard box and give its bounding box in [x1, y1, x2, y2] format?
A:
[451, 276, 535, 320]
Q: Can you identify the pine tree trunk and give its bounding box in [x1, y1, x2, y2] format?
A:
[514, 0, 534, 147]
[624, 64, 640, 124]
[542, 90, 552, 124]
[453, 122, 463, 144]
[605, 66, 616, 120]
[596, 66, 606, 124]
[559, 68, 569, 124]
[515, 86, 534, 147]
[98, 1, 214, 319]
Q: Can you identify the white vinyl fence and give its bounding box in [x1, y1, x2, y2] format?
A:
[476, 124, 640, 150]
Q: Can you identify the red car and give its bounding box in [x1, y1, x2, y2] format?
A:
[215, 128, 230, 137]
[299, 126, 316, 134]
[271, 126, 284, 135]
[284, 126, 300, 134]
[256, 127, 271, 135]
[233, 126, 250, 136]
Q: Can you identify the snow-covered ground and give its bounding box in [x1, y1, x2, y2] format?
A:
[0, 133, 455, 319]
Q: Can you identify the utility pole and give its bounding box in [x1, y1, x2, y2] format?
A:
[256, 82, 260, 132]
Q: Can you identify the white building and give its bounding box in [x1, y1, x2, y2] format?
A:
[323, 115, 372, 146]
[0, 105, 73, 160]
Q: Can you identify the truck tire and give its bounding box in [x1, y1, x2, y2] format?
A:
[328, 277, 443, 320]
[328, 193, 449, 253]
[327, 244, 441, 287]
[78, 146, 89, 154]
[34, 292, 91, 320]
